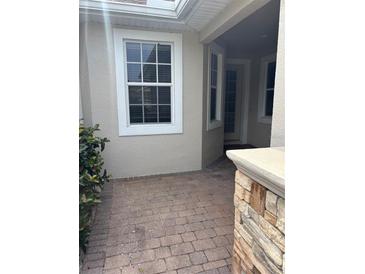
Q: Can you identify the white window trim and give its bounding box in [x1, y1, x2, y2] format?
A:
[257, 53, 276, 124]
[113, 28, 183, 136]
[207, 43, 224, 131]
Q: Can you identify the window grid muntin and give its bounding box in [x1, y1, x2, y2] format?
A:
[124, 40, 173, 125]
[127, 85, 172, 124]
[263, 61, 276, 117]
[125, 40, 172, 84]
[210, 52, 218, 121]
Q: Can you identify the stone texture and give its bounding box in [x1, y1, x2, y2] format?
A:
[264, 210, 277, 226]
[235, 183, 245, 200]
[233, 236, 270, 274]
[235, 224, 253, 246]
[241, 216, 283, 266]
[265, 191, 278, 216]
[235, 170, 252, 191]
[258, 215, 285, 252]
[252, 242, 282, 274]
[276, 197, 285, 233]
[250, 182, 266, 215]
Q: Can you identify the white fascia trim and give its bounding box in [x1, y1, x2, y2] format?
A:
[80, 0, 176, 18]
[113, 28, 183, 136]
[80, 0, 192, 19]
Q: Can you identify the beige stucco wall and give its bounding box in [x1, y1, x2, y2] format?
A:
[79, 24, 93, 127]
[247, 57, 272, 148]
[80, 22, 203, 178]
[270, 0, 285, 147]
[201, 45, 225, 167]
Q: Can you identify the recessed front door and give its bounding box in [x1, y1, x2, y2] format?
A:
[224, 64, 244, 142]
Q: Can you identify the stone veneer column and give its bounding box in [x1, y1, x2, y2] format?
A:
[227, 147, 285, 274]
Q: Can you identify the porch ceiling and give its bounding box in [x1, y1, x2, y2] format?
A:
[215, 0, 280, 57]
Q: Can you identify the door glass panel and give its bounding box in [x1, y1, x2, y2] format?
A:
[210, 88, 217, 120]
[265, 90, 274, 116]
[266, 61, 276, 89]
[224, 70, 237, 133]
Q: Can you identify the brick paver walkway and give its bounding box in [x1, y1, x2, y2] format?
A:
[82, 158, 235, 274]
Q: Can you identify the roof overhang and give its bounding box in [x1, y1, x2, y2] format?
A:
[80, 0, 271, 42]
[79, 0, 194, 20]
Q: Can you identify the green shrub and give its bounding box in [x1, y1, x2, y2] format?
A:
[79, 123, 110, 251]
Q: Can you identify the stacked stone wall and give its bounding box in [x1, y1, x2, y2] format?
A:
[232, 170, 285, 274]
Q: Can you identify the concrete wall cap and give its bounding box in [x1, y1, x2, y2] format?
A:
[227, 147, 285, 198]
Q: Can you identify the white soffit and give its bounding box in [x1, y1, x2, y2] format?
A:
[80, 0, 234, 31]
[185, 0, 233, 31]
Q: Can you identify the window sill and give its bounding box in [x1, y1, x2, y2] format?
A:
[119, 123, 182, 136]
[207, 120, 222, 131]
[258, 116, 272, 124]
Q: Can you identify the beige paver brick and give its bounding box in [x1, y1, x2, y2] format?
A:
[204, 247, 230, 261]
[181, 232, 197, 242]
[155, 246, 171, 259]
[160, 235, 183, 246]
[121, 259, 166, 274]
[203, 259, 227, 270]
[165, 255, 192, 270]
[192, 238, 216, 251]
[184, 222, 205, 232]
[212, 236, 229, 247]
[189, 251, 208, 265]
[130, 249, 155, 264]
[194, 228, 217, 240]
[139, 238, 160, 250]
[82, 259, 104, 270]
[165, 225, 185, 236]
[83, 159, 236, 274]
[202, 220, 216, 229]
[104, 254, 129, 269]
[178, 210, 195, 217]
[103, 269, 121, 274]
[218, 266, 231, 274]
[170, 242, 194, 255]
[175, 217, 187, 225]
[177, 265, 204, 274]
[214, 225, 232, 236]
[81, 268, 103, 274]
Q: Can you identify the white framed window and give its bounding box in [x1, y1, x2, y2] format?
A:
[258, 54, 277, 124]
[207, 44, 224, 131]
[113, 29, 183, 136]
